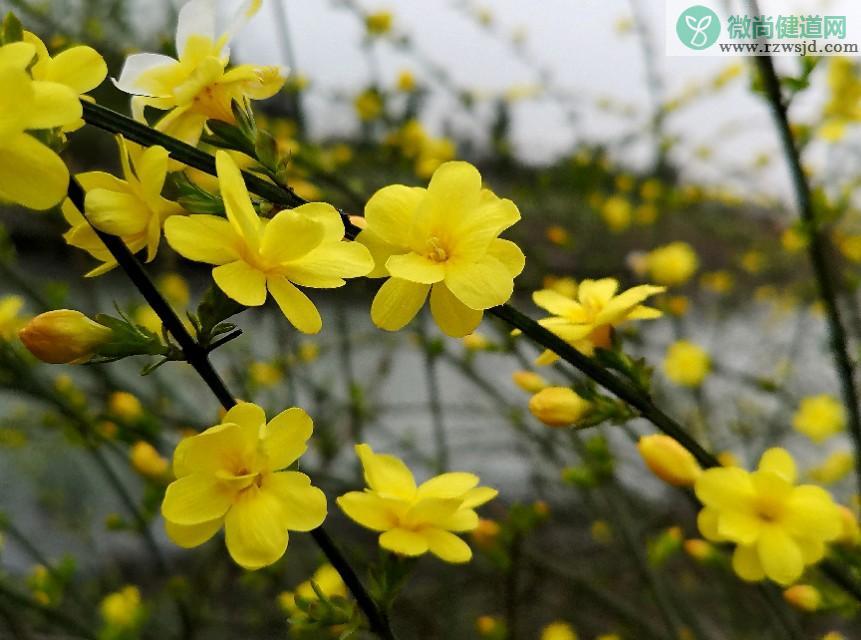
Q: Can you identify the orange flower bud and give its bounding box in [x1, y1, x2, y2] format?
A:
[783, 584, 821, 612]
[528, 387, 591, 428]
[512, 370, 549, 393]
[637, 434, 702, 486]
[19, 310, 112, 364]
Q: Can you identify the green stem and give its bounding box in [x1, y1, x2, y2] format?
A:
[752, 52, 861, 495]
[417, 316, 449, 473]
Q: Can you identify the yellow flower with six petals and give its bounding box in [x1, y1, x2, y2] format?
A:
[115, 0, 283, 147]
[64, 136, 184, 276]
[164, 151, 373, 333]
[337, 444, 497, 563]
[695, 448, 842, 585]
[359, 161, 525, 337]
[161, 401, 327, 570]
[530, 278, 664, 364]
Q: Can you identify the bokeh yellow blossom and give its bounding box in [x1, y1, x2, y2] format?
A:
[792, 395, 845, 443]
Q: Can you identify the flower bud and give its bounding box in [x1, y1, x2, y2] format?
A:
[528, 387, 591, 427]
[683, 538, 715, 562]
[19, 310, 112, 364]
[512, 370, 549, 393]
[471, 519, 501, 549]
[109, 391, 143, 421]
[129, 441, 168, 479]
[782, 584, 821, 612]
[637, 435, 702, 486]
[100, 585, 142, 628]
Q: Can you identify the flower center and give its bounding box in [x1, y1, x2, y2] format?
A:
[426, 236, 448, 263]
[754, 495, 784, 523]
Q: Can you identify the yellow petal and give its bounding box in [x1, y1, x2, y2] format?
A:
[732, 544, 765, 582]
[162, 472, 234, 525]
[164, 214, 238, 264]
[355, 443, 416, 500]
[0, 134, 68, 210]
[423, 528, 472, 563]
[223, 402, 267, 437]
[444, 254, 513, 310]
[364, 184, 424, 247]
[267, 276, 322, 334]
[532, 290, 578, 316]
[697, 508, 723, 541]
[114, 52, 180, 96]
[757, 526, 803, 585]
[414, 161, 481, 241]
[577, 279, 619, 306]
[437, 508, 480, 532]
[487, 238, 525, 277]
[216, 150, 260, 249]
[76, 170, 128, 193]
[172, 422, 247, 477]
[0, 41, 36, 69]
[0, 66, 33, 138]
[263, 471, 327, 532]
[165, 517, 223, 548]
[460, 486, 498, 509]
[370, 278, 429, 331]
[595, 285, 665, 325]
[134, 145, 170, 202]
[213, 260, 267, 306]
[379, 528, 428, 556]
[694, 467, 754, 510]
[757, 448, 796, 483]
[292, 202, 346, 242]
[450, 194, 520, 261]
[717, 509, 761, 545]
[386, 252, 446, 284]
[85, 189, 150, 236]
[27, 81, 81, 130]
[224, 485, 290, 570]
[356, 228, 400, 278]
[284, 242, 374, 288]
[337, 492, 401, 532]
[47, 46, 107, 94]
[784, 485, 842, 541]
[404, 498, 461, 529]
[429, 282, 483, 338]
[260, 209, 324, 263]
[263, 407, 312, 469]
[417, 472, 479, 500]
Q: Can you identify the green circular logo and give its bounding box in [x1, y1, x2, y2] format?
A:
[676, 5, 720, 50]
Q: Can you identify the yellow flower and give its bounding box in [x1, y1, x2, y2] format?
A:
[600, 195, 631, 232]
[545, 225, 569, 246]
[161, 401, 327, 570]
[0, 41, 82, 209]
[808, 451, 853, 485]
[63, 136, 184, 276]
[700, 270, 734, 294]
[115, 0, 285, 147]
[23, 31, 107, 131]
[462, 332, 491, 350]
[18, 309, 112, 364]
[476, 615, 502, 636]
[397, 69, 415, 92]
[0, 295, 27, 341]
[415, 137, 456, 178]
[782, 584, 821, 612]
[130, 441, 169, 478]
[695, 448, 842, 585]
[365, 11, 393, 36]
[663, 340, 710, 387]
[279, 563, 347, 614]
[100, 585, 142, 629]
[540, 622, 577, 640]
[249, 361, 283, 386]
[164, 151, 372, 333]
[337, 444, 497, 563]
[530, 278, 664, 363]
[528, 387, 591, 428]
[109, 391, 143, 421]
[644, 242, 699, 286]
[781, 227, 808, 253]
[355, 88, 383, 121]
[511, 370, 548, 393]
[637, 434, 702, 486]
[358, 161, 524, 337]
[792, 395, 845, 443]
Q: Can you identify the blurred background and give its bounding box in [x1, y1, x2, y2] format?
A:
[1, 0, 861, 638]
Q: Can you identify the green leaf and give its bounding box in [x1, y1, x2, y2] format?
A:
[196, 285, 245, 347]
[2, 12, 23, 45]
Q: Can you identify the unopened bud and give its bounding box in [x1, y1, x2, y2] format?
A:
[637, 434, 702, 486]
[512, 370, 548, 393]
[783, 584, 821, 612]
[19, 310, 112, 364]
[129, 441, 168, 479]
[528, 387, 591, 427]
